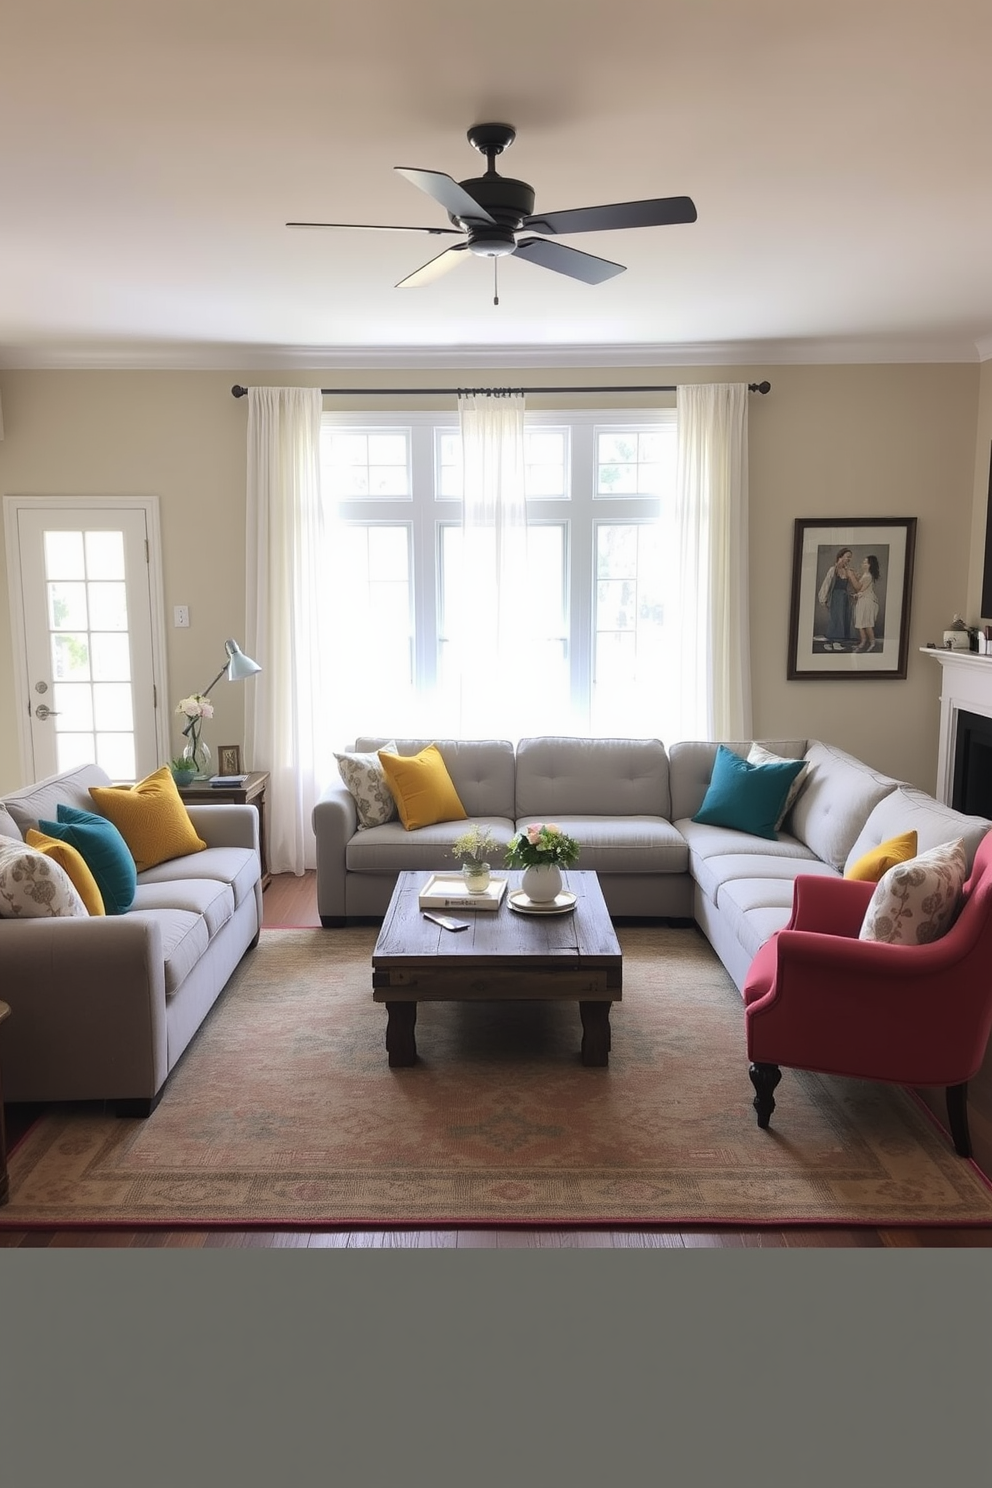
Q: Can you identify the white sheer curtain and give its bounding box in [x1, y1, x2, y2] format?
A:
[245, 386, 328, 874]
[447, 391, 532, 737]
[665, 383, 752, 741]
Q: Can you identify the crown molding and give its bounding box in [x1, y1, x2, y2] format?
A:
[0, 335, 984, 371]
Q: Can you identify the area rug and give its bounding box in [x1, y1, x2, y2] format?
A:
[5, 926, 992, 1228]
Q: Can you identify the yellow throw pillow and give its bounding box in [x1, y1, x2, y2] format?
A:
[377, 744, 467, 831]
[89, 766, 207, 872]
[26, 829, 106, 915]
[845, 830, 918, 883]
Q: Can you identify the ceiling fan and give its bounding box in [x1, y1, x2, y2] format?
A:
[286, 123, 697, 298]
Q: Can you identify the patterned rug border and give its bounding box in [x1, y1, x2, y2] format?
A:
[5, 925, 992, 1231]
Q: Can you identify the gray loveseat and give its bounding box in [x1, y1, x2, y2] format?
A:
[0, 763, 262, 1113]
[313, 735, 990, 992]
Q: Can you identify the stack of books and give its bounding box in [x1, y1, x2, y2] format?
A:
[208, 773, 249, 787]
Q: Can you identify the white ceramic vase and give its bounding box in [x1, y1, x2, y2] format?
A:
[522, 863, 562, 903]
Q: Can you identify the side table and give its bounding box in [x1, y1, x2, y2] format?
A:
[0, 1001, 9, 1205]
[177, 770, 271, 890]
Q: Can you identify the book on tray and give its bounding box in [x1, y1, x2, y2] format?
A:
[418, 873, 508, 911]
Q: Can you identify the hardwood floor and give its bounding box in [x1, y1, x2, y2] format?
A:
[4, 870, 992, 1249]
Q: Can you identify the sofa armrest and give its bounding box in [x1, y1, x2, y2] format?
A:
[184, 802, 259, 853]
[0, 914, 169, 1101]
[312, 784, 358, 922]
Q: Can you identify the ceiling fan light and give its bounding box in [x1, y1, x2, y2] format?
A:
[467, 229, 517, 259]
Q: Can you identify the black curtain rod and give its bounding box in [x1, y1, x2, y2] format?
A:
[231, 380, 771, 398]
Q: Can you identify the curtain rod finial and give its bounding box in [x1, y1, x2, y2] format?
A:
[232, 385, 248, 398]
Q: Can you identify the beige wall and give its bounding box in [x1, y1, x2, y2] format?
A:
[0, 361, 984, 795]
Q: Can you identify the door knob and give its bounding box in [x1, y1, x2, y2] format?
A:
[34, 704, 60, 721]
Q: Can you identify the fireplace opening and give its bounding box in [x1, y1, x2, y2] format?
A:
[952, 709, 992, 817]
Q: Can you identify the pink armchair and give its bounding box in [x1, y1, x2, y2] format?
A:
[742, 831, 992, 1157]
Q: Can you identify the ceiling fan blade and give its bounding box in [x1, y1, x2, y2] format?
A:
[513, 237, 625, 284]
[286, 221, 462, 236]
[524, 195, 697, 236]
[396, 243, 471, 288]
[395, 167, 496, 225]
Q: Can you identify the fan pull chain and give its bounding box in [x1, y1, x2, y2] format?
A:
[493, 258, 499, 306]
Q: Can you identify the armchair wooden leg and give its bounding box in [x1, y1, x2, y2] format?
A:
[749, 1062, 782, 1129]
[945, 1082, 972, 1158]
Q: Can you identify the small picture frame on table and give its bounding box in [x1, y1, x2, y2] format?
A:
[218, 744, 243, 776]
[787, 517, 917, 680]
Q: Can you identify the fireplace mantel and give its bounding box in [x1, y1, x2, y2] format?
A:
[921, 647, 992, 803]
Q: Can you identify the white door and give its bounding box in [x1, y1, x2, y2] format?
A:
[5, 498, 168, 783]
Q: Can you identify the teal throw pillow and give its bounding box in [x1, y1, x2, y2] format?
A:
[39, 805, 138, 915]
[692, 745, 806, 841]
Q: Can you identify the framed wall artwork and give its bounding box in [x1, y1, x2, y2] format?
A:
[787, 517, 917, 680]
[217, 744, 243, 775]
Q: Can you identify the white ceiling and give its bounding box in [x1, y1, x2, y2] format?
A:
[3, 0, 992, 370]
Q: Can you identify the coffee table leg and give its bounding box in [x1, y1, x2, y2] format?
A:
[579, 1001, 612, 1066]
[385, 1001, 417, 1067]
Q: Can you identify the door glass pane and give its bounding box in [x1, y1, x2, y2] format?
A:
[52, 633, 91, 680]
[44, 530, 85, 578]
[48, 582, 88, 629]
[84, 530, 126, 580]
[42, 527, 138, 776]
[87, 582, 128, 629]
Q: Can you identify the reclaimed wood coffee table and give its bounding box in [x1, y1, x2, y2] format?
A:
[372, 870, 622, 1068]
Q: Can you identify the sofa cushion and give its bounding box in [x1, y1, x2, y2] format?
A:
[688, 842, 833, 905]
[844, 786, 990, 876]
[131, 877, 235, 938]
[333, 741, 398, 828]
[25, 829, 106, 914]
[845, 830, 918, 883]
[125, 908, 210, 998]
[859, 839, 967, 946]
[512, 816, 689, 875]
[378, 743, 468, 830]
[0, 838, 89, 919]
[787, 742, 900, 871]
[89, 767, 207, 871]
[693, 745, 806, 840]
[137, 846, 259, 910]
[515, 736, 671, 819]
[715, 878, 800, 963]
[40, 805, 137, 914]
[346, 818, 516, 873]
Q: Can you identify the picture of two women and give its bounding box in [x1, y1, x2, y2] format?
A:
[815, 546, 884, 654]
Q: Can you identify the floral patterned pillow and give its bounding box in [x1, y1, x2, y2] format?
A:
[333, 742, 398, 830]
[0, 837, 89, 918]
[859, 838, 967, 946]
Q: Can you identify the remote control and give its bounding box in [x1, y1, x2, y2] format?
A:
[422, 912, 470, 931]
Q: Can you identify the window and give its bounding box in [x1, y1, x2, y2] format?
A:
[320, 409, 675, 738]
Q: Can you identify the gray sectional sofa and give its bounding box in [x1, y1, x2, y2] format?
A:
[0, 763, 263, 1113]
[313, 735, 990, 991]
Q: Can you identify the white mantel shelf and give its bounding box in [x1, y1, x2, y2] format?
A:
[921, 647, 992, 804]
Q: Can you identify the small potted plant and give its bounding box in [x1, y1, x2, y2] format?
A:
[505, 822, 580, 903]
[451, 823, 501, 893]
[169, 756, 196, 787]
